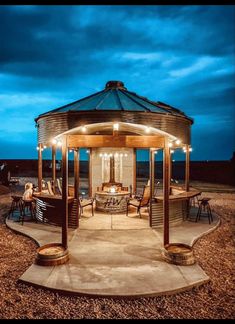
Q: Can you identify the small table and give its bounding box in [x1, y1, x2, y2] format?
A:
[95, 191, 130, 213]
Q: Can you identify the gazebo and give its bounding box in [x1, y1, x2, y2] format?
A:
[34, 80, 195, 263]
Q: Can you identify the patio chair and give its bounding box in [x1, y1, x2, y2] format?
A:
[47, 181, 54, 195]
[78, 196, 95, 218]
[126, 185, 150, 217]
[57, 178, 62, 195]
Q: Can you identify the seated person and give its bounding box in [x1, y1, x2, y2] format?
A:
[23, 182, 33, 201]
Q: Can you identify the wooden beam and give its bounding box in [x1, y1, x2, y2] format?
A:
[163, 139, 170, 246]
[62, 135, 68, 249]
[74, 149, 79, 200]
[133, 148, 136, 194]
[52, 144, 56, 193]
[185, 144, 190, 192]
[67, 135, 165, 148]
[38, 143, 42, 192]
[89, 148, 92, 197]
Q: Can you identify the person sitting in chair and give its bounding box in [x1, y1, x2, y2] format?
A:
[23, 182, 33, 201]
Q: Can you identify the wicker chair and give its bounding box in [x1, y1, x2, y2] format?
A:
[126, 185, 150, 217]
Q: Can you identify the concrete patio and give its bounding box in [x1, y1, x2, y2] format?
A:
[6, 208, 220, 297]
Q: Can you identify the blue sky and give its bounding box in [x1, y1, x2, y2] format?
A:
[0, 5, 234, 161]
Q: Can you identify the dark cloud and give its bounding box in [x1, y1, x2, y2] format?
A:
[0, 5, 234, 160]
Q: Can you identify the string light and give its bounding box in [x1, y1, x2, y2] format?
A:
[57, 141, 62, 147]
[170, 149, 175, 154]
[43, 145, 47, 149]
[36, 146, 39, 151]
[168, 142, 173, 148]
[145, 126, 150, 133]
[81, 126, 87, 132]
[113, 123, 119, 131]
[175, 139, 181, 145]
[52, 138, 57, 145]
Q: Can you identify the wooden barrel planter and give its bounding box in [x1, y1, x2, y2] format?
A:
[161, 243, 195, 266]
[36, 243, 69, 266]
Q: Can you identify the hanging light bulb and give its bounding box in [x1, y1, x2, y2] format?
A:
[145, 126, 150, 133]
[57, 141, 62, 147]
[113, 123, 119, 131]
[52, 138, 57, 145]
[81, 126, 87, 132]
[36, 146, 39, 151]
[168, 142, 173, 148]
[170, 149, 175, 154]
[43, 145, 47, 149]
[175, 139, 181, 145]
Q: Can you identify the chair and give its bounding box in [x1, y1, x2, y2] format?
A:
[47, 181, 55, 195]
[8, 195, 23, 219]
[195, 198, 213, 224]
[57, 178, 62, 195]
[126, 185, 150, 217]
[78, 196, 95, 218]
[21, 199, 36, 225]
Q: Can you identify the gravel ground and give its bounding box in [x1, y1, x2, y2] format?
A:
[0, 187, 234, 319]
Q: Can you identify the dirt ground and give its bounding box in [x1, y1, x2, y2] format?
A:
[0, 184, 234, 319]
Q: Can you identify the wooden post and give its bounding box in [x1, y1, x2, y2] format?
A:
[185, 144, 190, 192]
[169, 150, 172, 189]
[149, 148, 155, 227]
[150, 149, 155, 198]
[62, 135, 68, 249]
[74, 149, 79, 200]
[133, 148, 137, 195]
[52, 144, 56, 193]
[88, 148, 92, 197]
[38, 143, 42, 192]
[163, 138, 170, 246]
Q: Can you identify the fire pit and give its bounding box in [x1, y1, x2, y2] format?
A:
[95, 190, 130, 213]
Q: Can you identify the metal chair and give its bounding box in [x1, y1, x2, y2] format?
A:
[8, 195, 23, 219]
[47, 181, 55, 195]
[78, 196, 95, 218]
[195, 198, 213, 224]
[126, 185, 150, 217]
[57, 178, 62, 195]
[20, 199, 36, 225]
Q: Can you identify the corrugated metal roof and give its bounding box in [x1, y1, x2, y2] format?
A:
[38, 81, 190, 119]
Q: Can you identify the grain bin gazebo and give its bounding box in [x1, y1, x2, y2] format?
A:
[34, 80, 194, 262]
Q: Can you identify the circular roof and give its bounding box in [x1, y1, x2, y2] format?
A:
[37, 81, 192, 121]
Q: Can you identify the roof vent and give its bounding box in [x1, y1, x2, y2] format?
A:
[105, 81, 126, 89]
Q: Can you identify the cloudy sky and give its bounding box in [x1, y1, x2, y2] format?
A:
[0, 5, 234, 160]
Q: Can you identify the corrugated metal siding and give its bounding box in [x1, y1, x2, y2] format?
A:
[37, 111, 191, 144]
[151, 200, 187, 228]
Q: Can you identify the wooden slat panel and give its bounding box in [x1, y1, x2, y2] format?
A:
[67, 135, 164, 148]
